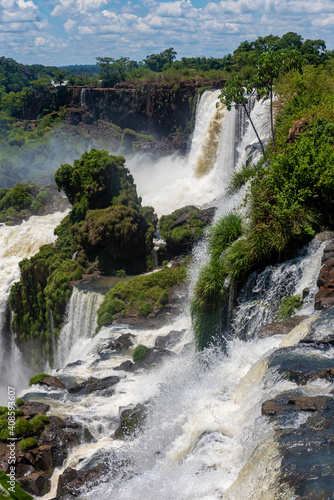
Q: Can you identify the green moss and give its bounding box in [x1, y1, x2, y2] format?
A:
[15, 398, 25, 407]
[29, 373, 50, 386]
[97, 264, 187, 327]
[19, 437, 39, 451]
[132, 344, 148, 363]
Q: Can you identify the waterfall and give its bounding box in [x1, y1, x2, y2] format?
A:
[126, 91, 269, 216]
[81, 88, 88, 107]
[54, 288, 104, 368]
[0, 211, 69, 405]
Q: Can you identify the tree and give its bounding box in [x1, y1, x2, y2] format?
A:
[218, 76, 266, 158]
[256, 49, 305, 148]
[143, 48, 177, 72]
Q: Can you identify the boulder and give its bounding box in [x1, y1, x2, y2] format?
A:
[155, 329, 185, 349]
[40, 376, 65, 390]
[21, 402, 50, 419]
[105, 333, 135, 351]
[315, 258, 334, 310]
[66, 375, 120, 395]
[56, 464, 109, 498]
[321, 241, 334, 264]
[114, 403, 148, 440]
[262, 394, 331, 417]
[113, 360, 135, 372]
[286, 117, 310, 144]
[137, 347, 176, 367]
[257, 316, 308, 338]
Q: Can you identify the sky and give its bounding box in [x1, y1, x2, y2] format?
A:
[1, 0, 334, 67]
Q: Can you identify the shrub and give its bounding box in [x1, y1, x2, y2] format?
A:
[132, 344, 148, 363]
[137, 301, 153, 317]
[19, 437, 39, 452]
[16, 398, 25, 407]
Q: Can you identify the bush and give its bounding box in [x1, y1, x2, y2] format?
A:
[137, 301, 153, 317]
[19, 437, 39, 452]
[132, 344, 148, 363]
[16, 398, 25, 407]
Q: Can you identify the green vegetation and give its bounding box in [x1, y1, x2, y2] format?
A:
[228, 164, 259, 193]
[19, 437, 39, 452]
[159, 206, 211, 254]
[132, 344, 148, 363]
[277, 295, 303, 320]
[0, 183, 54, 223]
[29, 373, 50, 386]
[191, 213, 243, 350]
[9, 150, 157, 369]
[15, 398, 25, 407]
[193, 60, 334, 350]
[0, 470, 34, 499]
[0, 408, 50, 442]
[97, 264, 187, 327]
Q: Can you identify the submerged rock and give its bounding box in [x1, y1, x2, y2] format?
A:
[114, 403, 148, 440]
[66, 375, 120, 395]
[155, 329, 185, 349]
[257, 316, 308, 338]
[262, 394, 332, 416]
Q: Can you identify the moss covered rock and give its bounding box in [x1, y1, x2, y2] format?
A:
[159, 205, 215, 254]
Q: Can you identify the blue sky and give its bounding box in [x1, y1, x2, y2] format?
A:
[1, 0, 334, 66]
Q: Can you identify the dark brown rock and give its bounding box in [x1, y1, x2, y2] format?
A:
[106, 333, 135, 351]
[287, 117, 310, 144]
[40, 376, 65, 390]
[19, 471, 50, 496]
[315, 259, 334, 310]
[155, 329, 185, 349]
[21, 402, 50, 418]
[321, 241, 334, 264]
[257, 316, 308, 338]
[262, 395, 331, 416]
[114, 360, 135, 372]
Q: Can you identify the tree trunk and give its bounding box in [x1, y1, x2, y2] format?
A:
[242, 103, 266, 159]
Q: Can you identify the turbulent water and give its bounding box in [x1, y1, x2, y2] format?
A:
[1, 92, 330, 499]
[0, 211, 70, 405]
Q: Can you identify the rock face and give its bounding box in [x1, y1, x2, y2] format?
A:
[314, 240, 334, 310]
[257, 316, 308, 338]
[286, 117, 310, 144]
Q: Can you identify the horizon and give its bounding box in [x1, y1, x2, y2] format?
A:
[1, 0, 334, 67]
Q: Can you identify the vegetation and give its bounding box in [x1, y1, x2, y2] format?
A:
[9, 151, 157, 369]
[19, 437, 39, 452]
[192, 59, 334, 350]
[0, 183, 56, 223]
[0, 470, 34, 499]
[29, 373, 51, 386]
[159, 206, 213, 254]
[0, 407, 50, 442]
[277, 295, 303, 320]
[132, 344, 148, 363]
[97, 264, 187, 327]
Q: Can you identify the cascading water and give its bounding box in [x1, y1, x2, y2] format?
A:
[0, 211, 69, 405]
[54, 288, 104, 368]
[126, 90, 269, 216]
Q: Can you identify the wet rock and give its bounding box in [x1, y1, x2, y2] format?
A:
[113, 360, 135, 372]
[56, 464, 109, 498]
[262, 394, 331, 416]
[39, 416, 91, 467]
[40, 376, 65, 390]
[105, 333, 135, 351]
[315, 259, 334, 310]
[137, 347, 176, 367]
[257, 316, 308, 338]
[15, 445, 53, 497]
[19, 471, 50, 497]
[321, 241, 334, 264]
[21, 401, 50, 419]
[155, 329, 185, 349]
[66, 375, 120, 395]
[114, 403, 148, 440]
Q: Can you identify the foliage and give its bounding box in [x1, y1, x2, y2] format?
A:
[191, 212, 243, 350]
[97, 264, 187, 327]
[29, 373, 50, 386]
[19, 437, 39, 451]
[0, 470, 34, 499]
[132, 344, 148, 363]
[228, 163, 259, 193]
[159, 205, 211, 254]
[15, 398, 25, 407]
[277, 295, 303, 320]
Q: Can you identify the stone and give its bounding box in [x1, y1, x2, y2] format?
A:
[105, 333, 135, 351]
[286, 117, 310, 144]
[137, 347, 176, 367]
[315, 259, 334, 310]
[321, 241, 334, 264]
[19, 471, 50, 497]
[21, 402, 50, 419]
[113, 360, 135, 372]
[114, 403, 148, 439]
[66, 376, 120, 395]
[262, 395, 331, 416]
[155, 329, 185, 349]
[40, 376, 65, 390]
[257, 316, 308, 338]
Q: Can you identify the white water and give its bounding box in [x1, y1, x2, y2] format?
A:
[54, 288, 104, 368]
[0, 211, 69, 404]
[127, 91, 270, 216]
